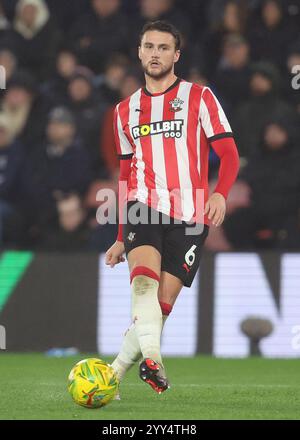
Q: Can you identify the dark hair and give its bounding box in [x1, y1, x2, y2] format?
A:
[139, 20, 181, 51]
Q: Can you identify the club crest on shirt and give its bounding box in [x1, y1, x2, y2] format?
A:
[127, 232, 136, 243]
[169, 97, 184, 112]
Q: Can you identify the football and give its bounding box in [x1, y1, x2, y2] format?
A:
[68, 358, 119, 408]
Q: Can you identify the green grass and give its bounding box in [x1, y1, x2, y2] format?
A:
[0, 354, 299, 420]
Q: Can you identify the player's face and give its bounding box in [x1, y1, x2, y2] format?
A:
[138, 31, 180, 80]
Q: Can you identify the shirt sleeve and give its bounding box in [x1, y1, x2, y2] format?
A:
[116, 157, 132, 242]
[211, 137, 240, 199]
[199, 87, 233, 142]
[113, 104, 134, 159]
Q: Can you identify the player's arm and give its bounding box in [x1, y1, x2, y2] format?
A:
[105, 105, 133, 267]
[206, 136, 240, 226]
[200, 87, 240, 226]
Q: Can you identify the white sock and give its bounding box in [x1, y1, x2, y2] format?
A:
[131, 273, 163, 365]
[111, 315, 169, 382]
[111, 322, 141, 382]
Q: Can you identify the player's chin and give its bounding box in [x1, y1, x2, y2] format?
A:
[146, 66, 165, 78]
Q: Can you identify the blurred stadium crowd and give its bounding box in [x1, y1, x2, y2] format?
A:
[0, 0, 300, 252]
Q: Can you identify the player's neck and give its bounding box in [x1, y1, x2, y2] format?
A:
[144, 73, 178, 95]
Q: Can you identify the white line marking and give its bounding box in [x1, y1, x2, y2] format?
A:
[124, 383, 299, 389]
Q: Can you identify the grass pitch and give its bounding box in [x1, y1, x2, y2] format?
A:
[0, 354, 299, 420]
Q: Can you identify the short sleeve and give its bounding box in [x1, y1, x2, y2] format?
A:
[114, 104, 133, 159]
[199, 87, 233, 142]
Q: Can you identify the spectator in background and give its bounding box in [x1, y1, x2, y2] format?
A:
[284, 0, 300, 27]
[21, 107, 93, 244]
[84, 70, 142, 252]
[249, 0, 297, 71]
[223, 117, 300, 249]
[45, 0, 89, 33]
[0, 113, 24, 246]
[132, 0, 190, 41]
[213, 33, 251, 114]
[202, 0, 249, 76]
[186, 67, 209, 87]
[38, 193, 92, 252]
[206, 0, 256, 29]
[204, 178, 251, 251]
[38, 191, 118, 254]
[175, 0, 208, 40]
[69, 0, 129, 73]
[0, 0, 10, 38]
[41, 46, 79, 107]
[88, 220, 118, 253]
[97, 53, 130, 106]
[99, 70, 143, 180]
[0, 0, 17, 21]
[67, 66, 108, 176]
[232, 61, 297, 158]
[10, 0, 61, 81]
[1, 71, 49, 148]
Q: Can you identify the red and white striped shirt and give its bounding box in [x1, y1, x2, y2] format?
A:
[114, 78, 233, 224]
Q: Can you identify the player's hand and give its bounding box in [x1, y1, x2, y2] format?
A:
[204, 192, 226, 227]
[105, 241, 126, 268]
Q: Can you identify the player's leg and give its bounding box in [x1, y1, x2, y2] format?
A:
[112, 204, 209, 394]
[127, 244, 172, 393]
[111, 245, 161, 380]
[111, 303, 171, 385]
[158, 271, 183, 308]
[139, 223, 209, 390]
[112, 222, 208, 395]
[125, 222, 198, 394]
[127, 245, 164, 362]
[112, 244, 170, 393]
[112, 271, 182, 382]
[111, 200, 166, 391]
[112, 272, 183, 397]
[140, 271, 183, 384]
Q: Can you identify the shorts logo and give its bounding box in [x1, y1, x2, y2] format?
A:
[182, 263, 191, 273]
[169, 98, 184, 112]
[127, 232, 136, 243]
[132, 119, 183, 139]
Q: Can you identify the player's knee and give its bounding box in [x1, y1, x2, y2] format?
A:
[130, 266, 160, 295]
